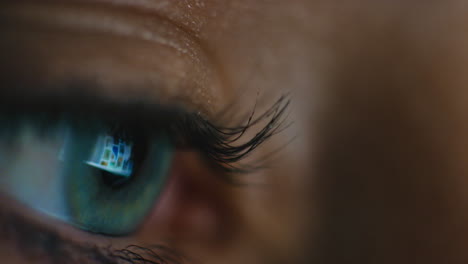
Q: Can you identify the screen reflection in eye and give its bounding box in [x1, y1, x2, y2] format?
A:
[0, 91, 290, 238]
[0, 112, 173, 236]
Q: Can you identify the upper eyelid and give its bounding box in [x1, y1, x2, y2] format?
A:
[0, 0, 292, 174]
[0, 2, 225, 117]
[0, 84, 291, 178]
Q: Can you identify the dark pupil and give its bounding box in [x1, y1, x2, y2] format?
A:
[100, 170, 130, 188]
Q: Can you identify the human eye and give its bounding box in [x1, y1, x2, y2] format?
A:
[0, 91, 290, 264]
[0, 92, 289, 239]
[0, 2, 294, 263]
[1, 99, 177, 237]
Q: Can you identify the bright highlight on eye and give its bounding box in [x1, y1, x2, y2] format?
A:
[0, 116, 173, 236]
[84, 135, 135, 178]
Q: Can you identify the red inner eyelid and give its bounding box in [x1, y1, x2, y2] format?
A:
[137, 151, 237, 247]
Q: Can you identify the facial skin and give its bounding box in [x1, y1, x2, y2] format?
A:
[1, 1, 468, 264]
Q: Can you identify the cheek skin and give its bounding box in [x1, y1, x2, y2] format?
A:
[136, 152, 238, 255]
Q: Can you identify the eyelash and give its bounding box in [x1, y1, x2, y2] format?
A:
[169, 94, 291, 175]
[0, 203, 187, 264]
[0, 93, 291, 264]
[0, 89, 291, 182]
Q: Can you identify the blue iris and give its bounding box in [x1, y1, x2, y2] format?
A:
[62, 128, 173, 235]
[0, 118, 173, 236]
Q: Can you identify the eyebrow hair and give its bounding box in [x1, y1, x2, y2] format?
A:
[0, 206, 188, 264]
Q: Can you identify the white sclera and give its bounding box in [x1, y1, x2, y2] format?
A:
[0, 123, 70, 220]
[0, 122, 135, 221]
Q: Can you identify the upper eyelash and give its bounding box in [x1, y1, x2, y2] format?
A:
[174, 94, 291, 175]
[0, 86, 291, 179]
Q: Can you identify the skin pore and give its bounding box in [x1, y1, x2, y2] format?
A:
[2, 1, 468, 264]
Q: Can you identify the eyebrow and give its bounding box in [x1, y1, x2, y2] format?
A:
[0, 205, 188, 264]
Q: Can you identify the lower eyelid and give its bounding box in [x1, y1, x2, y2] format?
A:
[0, 121, 235, 243]
[0, 152, 232, 263]
[0, 196, 186, 264]
[0, 193, 106, 244]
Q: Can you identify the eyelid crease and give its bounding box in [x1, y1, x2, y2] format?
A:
[0, 2, 197, 58]
[65, 0, 208, 36]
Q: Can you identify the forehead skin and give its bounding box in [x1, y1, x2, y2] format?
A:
[2, 1, 468, 264]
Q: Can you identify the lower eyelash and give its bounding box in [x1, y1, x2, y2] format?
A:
[0, 205, 187, 264]
[115, 245, 187, 264]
